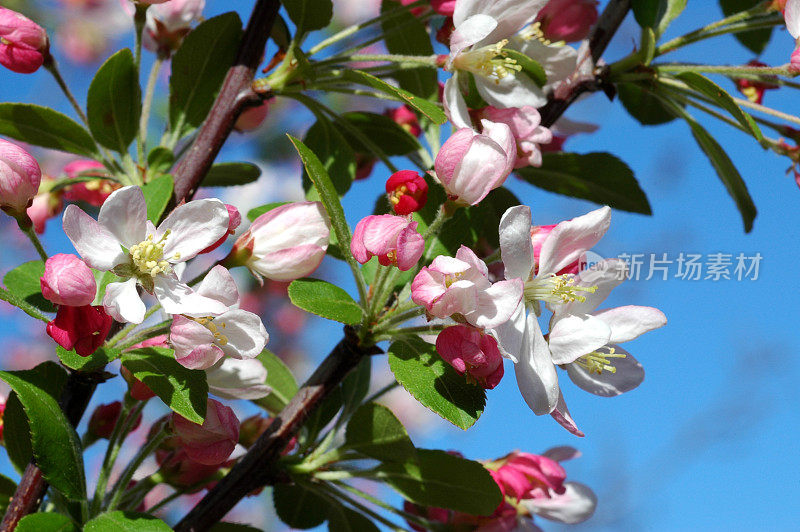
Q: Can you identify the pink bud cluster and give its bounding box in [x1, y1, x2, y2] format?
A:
[0, 7, 48, 74]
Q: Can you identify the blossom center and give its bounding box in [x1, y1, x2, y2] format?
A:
[575, 347, 626, 375]
[129, 232, 177, 277]
[519, 22, 556, 46]
[452, 39, 522, 84]
[389, 185, 409, 206]
[523, 274, 596, 305]
[194, 317, 229, 346]
[444, 272, 465, 288]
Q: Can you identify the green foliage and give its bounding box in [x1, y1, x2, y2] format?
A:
[170, 13, 243, 137]
[327, 504, 380, 532]
[16, 513, 79, 532]
[517, 152, 652, 215]
[377, 449, 503, 515]
[618, 82, 680, 126]
[254, 349, 299, 414]
[504, 49, 546, 87]
[203, 162, 262, 187]
[273, 483, 329, 529]
[282, 0, 333, 35]
[302, 117, 357, 197]
[87, 49, 141, 153]
[345, 403, 416, 463]
[3, 260, 55, 313]
[0, 474, 16, 515]
[676, 72, 762, 140]
[720, 0, 773, 54]
[120, 347, 208, 423]
[288, 278, 362, 325]
[57, 346, 120, 372]
[142, 174, 174, 223]
[344, 70, 447, 125]
[340, 356, 371, 420]
[387, 337, 486, 430]
[0, 363, 86, 501]
[632, 0, 687, 34]
[301, 386, 344, 445]
[380, 0, 437, 99]
[338, 112, 422, 156]
[0, 104, 98, 157]
[83, 512, 172, 531]
[246, 201, 291, 222]
[146, 146, 175, 174]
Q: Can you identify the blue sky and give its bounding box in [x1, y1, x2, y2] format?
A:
[0, 1, 799, 530]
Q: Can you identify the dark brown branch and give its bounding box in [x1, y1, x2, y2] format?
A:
[175, 327, 379, 532]
[540, 0, 632, 127]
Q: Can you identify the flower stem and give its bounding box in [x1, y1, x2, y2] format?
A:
[19, 221, 47, 262]
[106, 422, 168, 511]
[139, 57, 164, 164]
[362, 381, 399, 404]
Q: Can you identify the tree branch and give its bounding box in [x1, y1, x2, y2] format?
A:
[175, 327, 380, 532]
[540, 0, 632, 127]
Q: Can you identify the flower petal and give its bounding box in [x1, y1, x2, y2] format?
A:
[216, 309, 269, 360]
[153, 275, 229, 317]
[474, 72, 547, 109]
[157, 198, 229, 262]
[558, 258, 627, 315]
[454, 0, 547, 44]
[62, 204, 126, 271]
[548, 313, 610, 365]
[97, 185, 147, 248]
[499, 205, 534, 281]
[103, 278, 146, 324]
[196, 265, 239, 308]
[468, 278, 523, 329]
[449, 13, 497, 59]
[526, 482, 597, 524]
[443, 74, 473, 129]
[592, 305, 667, 343]
[566, 345, 644, 397]
[514, 309, 559, 415]
[490, 301, 525, 363]
[538, 206, 611, 277]
[549, 390, 584, 437]
[206, 358, 270, 400]
[170, 315, 220, 369]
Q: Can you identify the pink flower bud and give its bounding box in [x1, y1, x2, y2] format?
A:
[46, 305, 113, 356]
[384, 106, 421, 137]
[791, 45, 800, 72]
[435, 325, 504, 389]
[231, 202, 330, 282]
[200, 204, 241, 254]
[120, 365, 157, 401]
[351, 214, 425, 271]
[0, 8, 48, 74]
[234, 101, 270, 132]
[355, 153, 377, 180]
[143, 0, 205, 54]
[62, 159, 118, 206]
[0, 396, 5, 441]
[88, 401, 141, 440]
[536, 0, 598, 43]
[431, 0, 456, 16]
[734, 60, 779, 104]
[0, 139, 42, 217]
[27, 186, 63, 234]
[386, 170, 428, 215]
[403, 501, 451, 531]
[172, 398, 239, 466]
[40, 253, 97, 307]
[477, 106, 553, 168]
[434, 122, 515, 206]
[490, 452, 567, 500]
[156, 448, 223, 490]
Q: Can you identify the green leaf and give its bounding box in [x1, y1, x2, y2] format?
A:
[340, 356, 371, 419]
[3, 260, 55, 313]
[345, 70, 447, 125]
[618, 82, 680, 126]
[170, 13, 243, 136]
[203, 162, 262, 187]
[327, 504, 380, 532]
[288, 278, 362, 325]
[84, 511, 172, 531]
[657, 0, 688, 35]
[378, 449, 503, 515]
[504, 49, 546, 87]
[282, 0, 333, 35]
[632, 0, 666, 28]
[209, 524, 262, 532]
[380, 0, 437, 99]
[720, 0, 772, 54]
[273, 483, 329, 529]
[87, 49, 141, 153]
[147, 147, 175, 174]
[302, 386, 343, 446]
[387, 337, 485, 430]
[516, 152, 652, 215]
[345, 403, 415, 463]
[302, 118, 356, 196]
[247, 202, 291, 222]
[0, 364, 86, 500]
[57, 346, 120, 372]
[121, 347, 208, 423]
[338, 112, 422, 156]
[253, 349, 298, 414]
[676, 72, 762, 140]
[0, 474, 17, 515]
[93, 270, 122, 306]
[142, 175, 174, 223]
[0, 103, 98, 157]
[17, 513, 79, 532]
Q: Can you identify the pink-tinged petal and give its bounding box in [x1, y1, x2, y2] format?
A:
[173, 399, 239, 466]
[97, 185, 147, 248]
[443, 74, 473, 129]
[40, 253, 96, 306]
[566, 345, 644, 397]
[206, 358, 270, 400]
[480, 119, 517, 178]
[215, 309, 268, 360]
[448, 125, 513, 205]
[548, 312, 610, 365]
[411, 267, 448, 308]
[549, 390, 584, 437]
[195, 265, 239, 308]
[468, 278, 523, 328]
[170, 315, 219, 369]
[394, 224, 425, 271]
[449, 13, 497, 59]
[453, 0, 547, 44]
[62, 204, 125, 271]
[435, 128, 476, 186]
[542, 446, 582, 462]
[430, 279, 479, 318]
[177, 343, 225, 371]
[526, 482, 597, 523]
[455, 245, 490, 280]
[538, 206, 611, 277]
[104, 278, 146, 324]
[158, 198, 229, 262]
[153, 275, 229, 317]
[253, 245, 327, 282]
[499, 205, 534, 281]
[490, 301, 525, 363]
[559, 258, 627, 315]
[592, 305, 667, 343]
[787, 0, 800, 38]
[474, 72, 547, 110]
[514, 309, 559, 415]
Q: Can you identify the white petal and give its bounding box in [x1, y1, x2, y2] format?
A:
[559, 258, 627, 315]
[157, 198, 229, 262]
[490, 301, 525, 363]
[62, 205, 126, 271]
[526, 482, 597, 524]
[450, 124, 512, 204]
[548, 313, 610, 365]
[514, 309, 559, 415]
[97, 185, 147, 248]
[468, 278, 523, 329]
[499, 205, 534, 281]
[787, 0, 800, 39]
[196, 265, 239, 308]
[516, 39, 579, 93]
[449, 14, 497, 58]
[475, 73, 547, 109]
[216, 309, 269, 360]
[566, 346, 644, 397]
[542, 446, 581, 462]
[538, 206, 611, 277]
[103, 278, 145, 324]
[153, 275, 229, 317]
[454, 0, 547, 44]
[206, 358, 270, 400]
[443, 74, 473, 129]
[549, 390, 584, 437]
[593, 305, 667, 343]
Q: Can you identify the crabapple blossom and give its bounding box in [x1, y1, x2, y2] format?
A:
[0, 7, 48, 74]
[46, 304, 113, 356]
[143, 0, 205, 54]
[351, 214, 425, 271]
[27, 183, 63, 234]
[120, 365, 156, 401]
[230, 201, 330, 282]
[477, 105, 553, 168]
[88, 401, 141, 440]
[172, 398, 239, 466]
[435, 325, 504, 389]
[0, 139, 41, 217]
[206, 357, 270, 401]
[234, 101, 270, 132]
[386, 170, 428, 215]
[40, 253, 97, 307]
[199, 204, 241, 254]
[785, 0, 800, 69]
[412, 245, 522, 328]
[434, 121, 516, 205]
[734, 61, 779, 104]
[384, 106, 422, 137]
[535, 0, 598, 43]
[62, 159, 117, 206]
